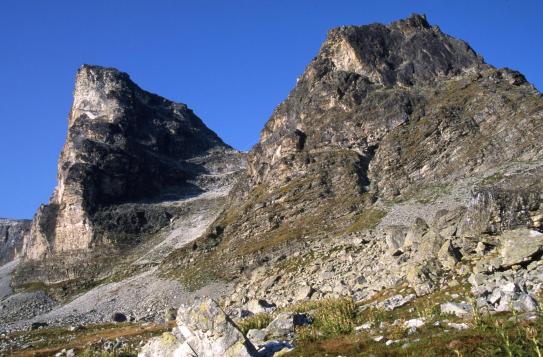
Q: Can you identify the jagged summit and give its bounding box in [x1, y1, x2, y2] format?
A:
[311, 14, 485, 88]
[72, 64, 227, 150]
[391, 13, 431, 29]
[60, 64, 232, 207]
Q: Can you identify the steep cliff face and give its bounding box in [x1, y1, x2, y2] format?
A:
[16, 65, 244, 285]
[0, 219, 31, 265]
[163, 14, 543, 290]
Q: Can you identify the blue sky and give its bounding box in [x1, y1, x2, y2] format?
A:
[1, 0, 542, 219]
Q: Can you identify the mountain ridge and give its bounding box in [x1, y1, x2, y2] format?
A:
[160, 14, 542, 298]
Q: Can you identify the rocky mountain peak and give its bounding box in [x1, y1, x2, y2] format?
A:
[16, 64, 244, 276]
[390, 13, 431, 30]
[167, 14, 543, 301]
[70, 64, 134, 127]
[307, 14, 484, 88]
[57, 64, 230, 208]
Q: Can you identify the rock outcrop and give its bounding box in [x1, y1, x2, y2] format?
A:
[139, 299, 258, 357]
[14, 65, 244, 287]
[0, 219, 31, 265]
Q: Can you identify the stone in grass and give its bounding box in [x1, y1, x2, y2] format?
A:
[404, 318, 425, 334]
[247, 328, 268, 345]
[377, 294, 416, 311]
[355, 322, 372, 331]
[242, 299, 277, 316]
[261, 312, 312, 340]
[257, 341, 294, 357]
[448, 322, 469, 330]
[440, 302, 473, 317]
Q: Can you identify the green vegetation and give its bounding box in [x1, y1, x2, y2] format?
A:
[237, 313, 273, 335]
[6, 322, 172, 357]
[286, 315, 543, 357]
[281, 285, 543, 357]
[345, 208, 385, 233]
[295, 299, 357, 341]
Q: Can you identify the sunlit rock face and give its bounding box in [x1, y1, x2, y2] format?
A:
[17, 65, 244, 285]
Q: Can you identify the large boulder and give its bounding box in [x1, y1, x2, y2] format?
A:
[499, 229, 543, 269]
[384, 225, 409, 254]
[403, 218, 429, 250]
[459, 186, 541, 237]
[139, 299, 258, 357]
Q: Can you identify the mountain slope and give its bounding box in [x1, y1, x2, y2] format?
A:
[163, 14, 543, 301]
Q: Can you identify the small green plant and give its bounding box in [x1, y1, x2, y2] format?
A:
[468, 295, 484, 327]
[366, 307, 388, 326]
[495, 319, 515, 357]
[314, 299, 357, 337]
[526, 326, 543, 357]
[237, 313, 273, 335]
[295, 298, 357, 342]
[415, 300, 441, 322]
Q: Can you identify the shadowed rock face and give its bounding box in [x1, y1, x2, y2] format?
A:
[18, 65, 243, 278]
[247, 14, 497, 194]
[163, 14, 543, 285]
[0, 219, 31, 265]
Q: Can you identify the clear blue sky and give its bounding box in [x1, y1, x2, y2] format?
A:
[1, 0, 542, 219]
